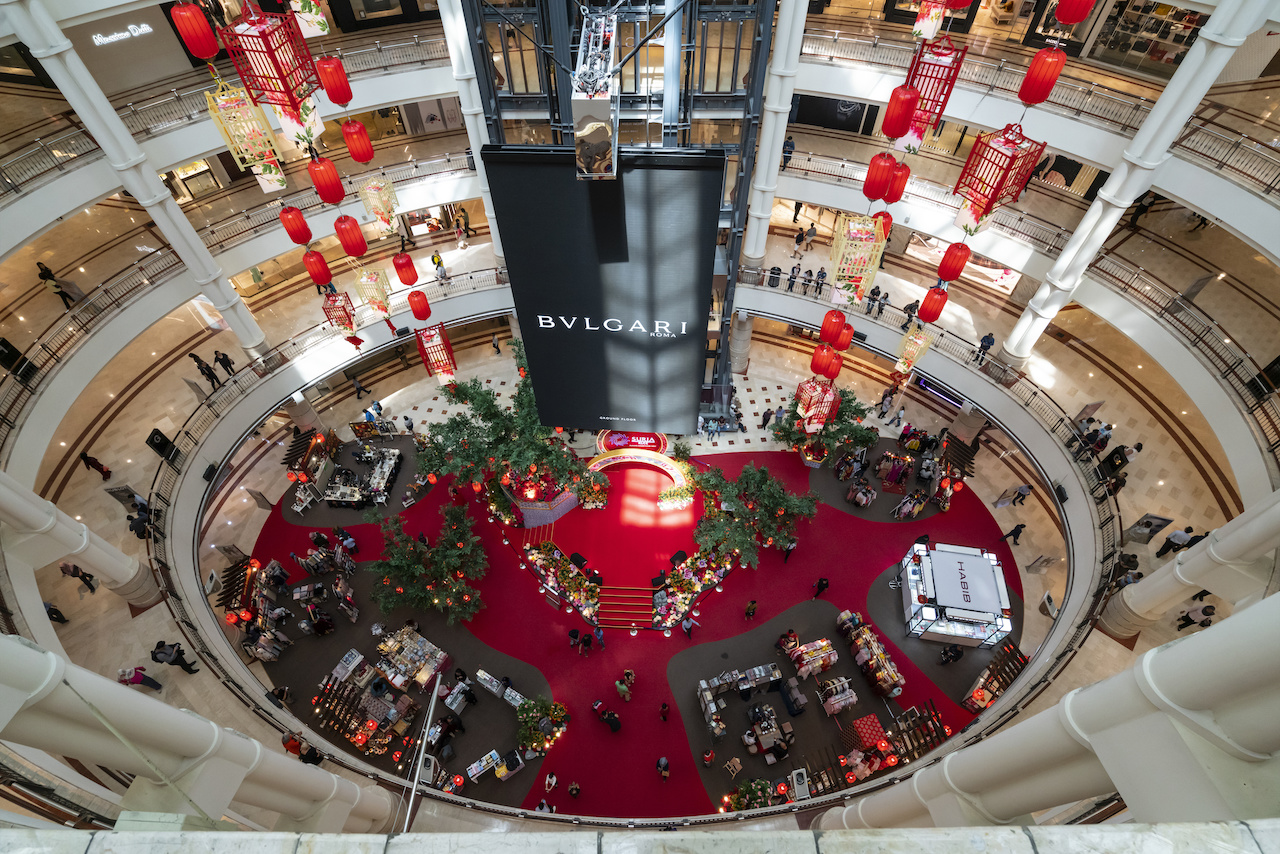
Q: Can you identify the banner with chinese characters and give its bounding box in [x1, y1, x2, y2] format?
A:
[359, 178, 399, 236]
[272, 95, 325, 151]
[289, 0, 330, 37]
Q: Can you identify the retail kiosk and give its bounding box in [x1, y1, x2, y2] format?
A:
[898, 542, 1013, 649]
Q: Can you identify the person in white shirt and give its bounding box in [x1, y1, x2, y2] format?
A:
[1156, 525, 1193, 558]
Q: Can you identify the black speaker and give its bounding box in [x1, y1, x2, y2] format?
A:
[395, 326, 412, 337]
[146, 428, 178, 461]
[570, 552, 588, 570]
[670, 550, 688, 567]
[651, 572, 667, 589]
[1055, 484, 1069, 503]
[203, 464, 218, 482]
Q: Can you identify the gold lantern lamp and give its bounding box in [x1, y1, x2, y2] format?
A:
[207, 79, 282, 169]
[355, 267, 395, 332]
[830, 213, 887, 303]
[359, 177, 399, 237]
[895, 322, 934, 374]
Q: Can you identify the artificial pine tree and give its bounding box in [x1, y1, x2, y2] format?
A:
[366, 515, 431, 614]
[692, 465, 817, 568]
[422, 504, 488, 624]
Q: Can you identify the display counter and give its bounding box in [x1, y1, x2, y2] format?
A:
[376, 626, 448, 690]
[849, 624, 905, 697]
[697, 663, 783, 739]
[899, 542, 1012, 648]
[790, 638, 837, 679]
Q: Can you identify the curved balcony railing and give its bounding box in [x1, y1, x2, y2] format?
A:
[799, 30, 1280, 199]
[780, 150, 1280, 474]
[0, 34, 450, 204]
[142, 272, 1116, 828]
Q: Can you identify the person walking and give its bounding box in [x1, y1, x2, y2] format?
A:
[568, 782, 581, 798]
[760, 408, 774, 430]
[544, 771, 558, 792]
[152, 641, 200, 674]
[1156, 526, 1193, 557]
[491, 333, 502, 355]
[783, 540, 797, 563]
[791, 227, 805, 259]
[787, 263, 800, 293]
[79, 451, 111, 480]
[900, 300, 919, 331]
[1001, 524, 1026, 545]
[118, 666, 163, 692]
[702, 749, 715, 767]
[44, 602, 69, 623]
[1011, 484, 1032, 505]
[197, 360, 222, 390]
[804, 223, 817, 251]
[615, 678, 632, 702]
[1128, 192, 1156, 230]
[371, 400, 384, 417]
[623, 668, 636, 688]
[659, 702, 669, 721]
[579, 633, 592, 656]
[681, 616, 700, 639]
[44, 276, 75, 310]
[939, 643, 964, 665]
[792, 200, 803, 223]
[812, 577, 829, 599]
[745, 600, 758, 620]
[781, 136, 795, 170]
[60, 562, 95, 593]
[352, 376, 369, 399]
[865, 285, 881, 315]
[213, 350, 235, 376]
[976, 332, 995, 365]
[460, 205, 475, 237]
[656, 756, 670, 780]
[593, 625, 605, 649]
[887, 407, 905, 428]
[568, 628, 581, 650]
[1175, 604, 1214, 631]
[773, 405, 785, 428]
[403, 415, 414, 433]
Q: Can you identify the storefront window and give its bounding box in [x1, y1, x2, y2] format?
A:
[1088, 0, 1206, 78]
[882, 0, 978, 35]
[170, 159, 220, 200]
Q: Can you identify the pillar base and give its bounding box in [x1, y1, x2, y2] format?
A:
[102, 559, 163, 608]
[994, 345, 1030, 371]
[1097, 586, 1155, 640]
[729, 313, 754, 374]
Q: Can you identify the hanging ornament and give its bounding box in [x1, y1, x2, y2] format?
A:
[303, 250, 332, 286]
[882, 86, 921, 140]
[407, 290, 432, 321]
[795, 377, 839, 434]
[823, 352, 844, 380]
[416, 323, 458, 384]
[900, 37, 968, 153]
[830, 213, 889, 303]
[289, 0, 330, 36]
[953, 124, 1046, 220]
[308, 156, 344, 204]
[883, 162, 912, 205]
[863, 153, 897, 202]
[314, 55, 352, 106]
[1018, 48, 1066, 106]
[342, 118, 374, 164]
[895, 323, 934, 373]
[356, 268, 392, 325]
[206, 80, 281, 169]
[872, 210, 893, 235]
[944, 0, 973, 7]
[1052, 0, 1095, 25]
[279, 206, 311, 244]
[917, 284, 949, 324]
[938, 243, 972, 281]
[810, 344, 836, 377]
[912, 0, 947, 40]
[358, 177, 399, 236]
[322, 292, 357, 344]
[217, 2, 319, 113]
[394, 254, 419, 287]
[171, 2, 220, 59]
[955, 198, 996, 236]
[819, 309, 846, 344]
[334, 215, 367, 257]
[834, 323, 855, 351]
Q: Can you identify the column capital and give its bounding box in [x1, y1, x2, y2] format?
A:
[1121, 149, 1170, 171]
[1198, 30, 1247, 47]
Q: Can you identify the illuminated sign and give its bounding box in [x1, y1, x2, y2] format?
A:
[92, 23, 154, 46]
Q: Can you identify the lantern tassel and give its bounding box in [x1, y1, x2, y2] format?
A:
[345, 335, 364, 349]
[384, 318, 397, 333]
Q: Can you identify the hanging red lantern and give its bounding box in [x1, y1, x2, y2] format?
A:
[819, 309, 846, 344]
[944, 0, 972, 7]
[471, 481, 483, 493]
[342, 119, 375, 164]
[883, 162, 911, 205]
[216, 3, 319, 113]
[278, 206, 311, 244]
[500, 472, 511, 486]
[335, 215, 367, 257]
[407, 290, 431, 321]
[314, 55, 352, 106]
[938, 242, 972, 281]
[872, 210, 894, 235]
[171, 3, 220, 59]
[303, 250, 332, 285]
[834, 323, 855, 351]
[393, 254, 419, 286]
[882, 86, 920, 139]
[823, 352, 844, 380]
[427, 473, 438, 484]
[308, 157, 344, 205]
[555, 426, 564, 434]
[1019, 47, 1066, 106]
[1053, 0, 1095, 24]
[863, 153, 897, 202]
[810, 344, 836, 376]
[917, 285, 949, 324]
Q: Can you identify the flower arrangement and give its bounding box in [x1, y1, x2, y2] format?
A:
[657, 481, 696, 510]
[528, 541, 600, 622]
[516, 695, 567, 751]
[721, 778, 771, 812]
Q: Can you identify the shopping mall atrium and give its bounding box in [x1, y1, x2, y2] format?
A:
[0, 0, 1277, 848]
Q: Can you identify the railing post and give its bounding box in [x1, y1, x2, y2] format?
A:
[1218, 133, 1245, 168]
[36, 138, 63, 172]
[1077, 84, 1094, 116]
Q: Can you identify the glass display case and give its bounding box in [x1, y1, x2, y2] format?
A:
[899, 542, 1012, 649]
[1088, 0, 1206, 78]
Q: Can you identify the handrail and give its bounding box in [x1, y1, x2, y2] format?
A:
[781, 150, 1280, 474]
[0, 34, 450, 203]
[141, 273, 1116, 827]
[798, 29, 1280, 198]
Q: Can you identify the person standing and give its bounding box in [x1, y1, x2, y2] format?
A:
[939, 644, 964, 665]
[79, 451, 111, 480]
[787, 263, 800, 293]
[773, 405, 785, 427]
[60, 562, 95, 593]
[491, 333, 502, 355]
[814, 267, 827, 296]
[371, 400, 384, 417]
[568, 781, 581, 798]
[887, 407, 905, 428]
[352, 376, 369, 399]
[43, 274, 75, 310]
[659, 702, 669, 721]
[876, 291, 889, 318]
[593, 625, 605, 650]
[656, 756, 670, 780]
[1156, 526, 1193, 557]
[793, 200, 803, 223]
[1011, 484, 1032, 505]
[812, 577, 829, 599]
[568, 628, 581, 650]
[403, 415, 414, 433]
[976, 332, 995, 365]
[44, 602, 69, 623]
[152, 641, 200, 674]
[213, 350, 235, 376]
[783, 540, 797, 564]
[460, 205, 475, 237]
[760, 408, 774, 430]
[118, 666, 163, 692]
[1175, 604, 1214, 631]
[900, 300, 919, 331]
[615, 678, 632, 702]
[681, 616, 700, 639]
[1128, 192, 1156, 230]
[804, 223, 817, 251]
[1001, 524, 1026, 545]
[745, 600, 758, 620]
[781, 136, 795, 170]
[544, 771, 558, 792]
[579, 633, 592, 656]
[865, 285, 881, 315]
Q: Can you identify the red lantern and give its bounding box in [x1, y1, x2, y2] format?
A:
[216, 4, 319, 113]
[171, 2, 219, 59]
[883, 162, 911, 205]
[819, 309, 846, 344]
[407, 290, 431, 321]
[500, 473, 511, 486]
[872, 211, 893, 235]
[394, 254, 419, 287]
[863, 153, 896, 202]
[471, 481, 482, 493]
[823, 352, 843, 380]
[944, 0, 972, 7]
[882, 86, 920, 139]
[427, 473, 438, 484]
[225, 612, 240, 625]
[240, 609, 254, 622]
[342, 119, 375, 164]
[917, 285, 949, 324]
[335, 215, 367, 258]
[555, 426, 564, 433]
[834, 323, 854, 351]
[308, 157, 344, 205]
[1053, 0, 1095, 24]
[1019, 48, 1066, 106]
[938, 242, 972, 281]
[810, 344, 836, 376]
[315, 55, 352, 106]
[279, 206, 311, 244]
[303, 250, 332, 285]
[286, 470, 298, 482]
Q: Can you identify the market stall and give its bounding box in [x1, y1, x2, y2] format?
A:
[899, 542, 1013, 649]
[790, 638, 838, 679]
[322, 447, 402, 509]
[696, 664, 783, 740]
[311, 646, 423, 759]
[285, 430, 332, 514]
[375, 625, 448, 690]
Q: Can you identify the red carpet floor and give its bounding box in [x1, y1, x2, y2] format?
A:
[250, 450, 1022, 819]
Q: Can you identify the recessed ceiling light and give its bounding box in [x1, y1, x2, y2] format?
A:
[75, 516, 81, 520]
[59, 442, 65, 446]
[1088, 372, 1094, 377]
[1181, 411, 1187, 415]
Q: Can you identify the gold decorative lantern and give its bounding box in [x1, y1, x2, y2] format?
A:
[356, 268, 391, 317]
[831, 213, 887, 302]
[359, 178, 399, 236]
[207, 80, 280, 168]
[895, 322, 934, 374]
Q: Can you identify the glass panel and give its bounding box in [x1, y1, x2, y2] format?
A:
[617, 19, 664, 95]
[486, 22, 543, 94]
[697, 20, 749, 94]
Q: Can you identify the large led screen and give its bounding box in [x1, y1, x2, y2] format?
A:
[482, 145, 725, 434]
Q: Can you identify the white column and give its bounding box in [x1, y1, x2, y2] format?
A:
[998, 0, 1272, 367]
[282, 393, 328, 434]
[740, 0, 808, 267]
[0, 0, 268, 358]
[439, 0, 504, 263]
[729, 311, 754, 373]
[0, 635, 397, 832]
[1099, 486, 1280, 638]
[0, 471, 160, 607]
[820, 587, 1280, 829]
